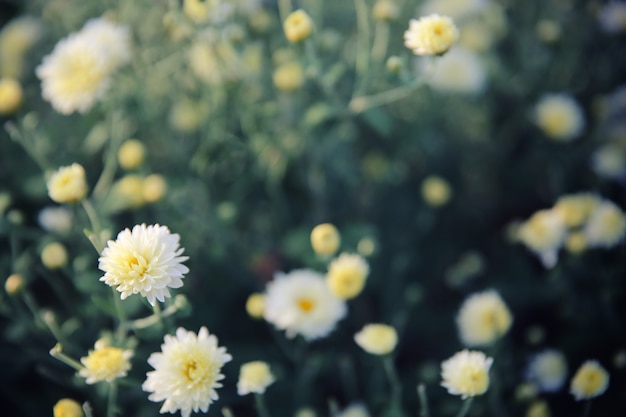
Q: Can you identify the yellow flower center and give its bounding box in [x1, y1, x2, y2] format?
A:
[123, 253, 149, 279]
[183, 360, 199, 382]
[297, 298, 315, 312]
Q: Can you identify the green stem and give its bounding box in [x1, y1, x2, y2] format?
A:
[93, 112, 124, 199]
[112, 288, 128, 344]
[278, 0, 293, 24]
[455, 397, 474, 417]
[417, 384, 430, 417]
[49, 343, 83, 371]
[382, 355, 402, 412]
[254, 393, 271, 417]
[107, 380, 118, 417]
[82, 402, 94, 417]
[349, 79, 425, 114]
[372, 22, 390, 62]
[81, 199, 105, 253]
[132, 302, 178, 330]
[353, 0, 371, 95]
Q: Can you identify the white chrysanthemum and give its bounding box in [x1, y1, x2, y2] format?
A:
[237, 361, 275, 395]
[591, 144, 626, 180]
[534, 94, 585, 141]
[99, 224, 189, 305]
[38, 206, 74, 234]
[457, 289, 513, 347]
[570, 360, 609, 400]
[441, 349, 493, 398]
[420, 46, 486, 94]
[80, 18, 132, 72]
[404, 14, 459, 56]
[263, 269, 347, 341]
[79, 339, 133, 384]
[143, 327, 232, 417]
[583, 200, 626, 248]
[525, 349, 568, 393]
[36, 33, 110, 114]
[517, 209, 567, 268]
[420, 0, 488, 21]
[47, 163, 89, 204]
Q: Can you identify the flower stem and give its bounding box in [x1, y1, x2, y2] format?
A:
[107, 380, 118, 417]
[81, 199, 105, 253]
[49, 343, 83, 371]
[455, 397, 474, 417]
[349, 79, 425, 114]
[254, 393, 271, 417]
[112, 289, 128, 344]
[352, 0, 371, 95]
[372, 22, 390, 62]
[278, 0, 292, 24]
[382, 355, 402, 413]
[417, 384, 430, 417]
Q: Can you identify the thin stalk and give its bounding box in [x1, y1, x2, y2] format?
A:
[93, 112, 124, 199]
[278, 0, 293, 24]
[417, 384, 431, 417]
[107, 380, 118, 417]
[81, 199, 105, 253]
[455, 397, 474, 417]
[49, 343, 83, 371]
[132, 302, 179, 330]
[350, 79, 425, 114]
[382, 355, 402, 411]
[112, 289, 128, 344]
[254, 393, 271, 417]
[372, 22, 390, 62]
[352, 0, 371, 96]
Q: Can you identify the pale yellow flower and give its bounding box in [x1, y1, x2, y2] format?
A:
[0, 16, 42, 78]
[273, 62, 305, 92]
[183, 0, 211, 24]
[404, 14, 459, 56]
[525, 350, 568, 392]
[517, 209, 566, 268]
[245, 293, 265, 319]
[53, 399, 84, 417]
[118, 139, 145, 170]
[564, 232, 587, 254]
[41, 242, 69, 270]
[111, 175, 145, 209]
[143, 327, 232, 417]
[441, 349, 493, 398]
[570, 360, 609, 400]
[354, 323, 398, 355]
[237, 361, 275, 395]
[534, 94, 585, 141]
[0, 78, 22, 114]
[142, 174, 167, 203]
[310, 223, 341, 256]
[456, 289, 512, 347]
[373, 1, 400, 22]
[326, 253, 369, 299]
[47, 163, 89, 204]
[79, 339, 133, 384]
[5, 273, 24, 295]
[421, 176, 452, 206]
[283, 10, 314, 43]
[583, 200, 626, 248]
[552, 193, 599, 228]
[526, 400, 550, 417]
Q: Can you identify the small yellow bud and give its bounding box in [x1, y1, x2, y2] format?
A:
[246, 293, 265, 319]
[536, 20, 561, 44]
[421, 176, 452, 207]
[310, 223, 340, 256]
[373, 0, 400, 22]
[564, 232, 587, 254]
[570, 360, 609, 400]
[53, 398, 84, 417]
[113, 175, 145, 209]
[142, 174, 167, 203]
[326, 253, 369, 300]
[117, 139, 145, 170]
[385, 56, 402, 74]
[47, 163, 88, 204]
[526, 400, 550, 417]
[0, 78, 23, 115]
[41, 242, 68, 270]
[273, 62, 305, 92]
[354, 323, 398, 355]
[5, 273, 24, 295]
[283, 10, 314, 43]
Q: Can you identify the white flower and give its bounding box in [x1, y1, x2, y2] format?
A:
[80, 18, 132, 72]
[36, 32, 110, 114]
[456, 289, 512, 347]
[591, 144, 626, 180]
[419, 46, 487, 94]
[237, 361, 275, 395]
[441, 349, 493, 398]
[79, 339, 133, 384]
[534, 94, 585, 141]
[354, 324, 398, 355]
[517, 209, 567, 268]
[404, 14, 459, 56]
[263, 269, 347, 341]
[143, 327, 232, 417]
[525, 349, 568, 393]
[583, 200, 626, 248]
[38, 206, 74, 234]
[99, 224, 189, 305]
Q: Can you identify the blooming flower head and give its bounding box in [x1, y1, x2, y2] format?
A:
[310, 223, 341, 256]
[80, 18, 132, 72]
[53, 398, 84, 417]
[263, 269, 347, 341]
[583, 200, 626, 248]
[283, 10, 314, 43]
[525, 349, 568, 393]
[354, 323, 398, 355]
[47, 163, 89, 204]
[99, 224, 189, 305]
[404, 14, 459, 56]
[534, 94, 585, 141]
[552, 193, 599, 228]
[441, 349, 493, 398]
[517, 209, 566, 268]
[237, 361, 275, 395]
[570, 360, 609, 400]
[421, 175, 453, 206]
[456, 289, 512, 347]
[326, 253, 369, 300]
[118, 139, 145, 170]
[143, 327, 232, 417]
[79, 339, 133, 384]
[36, 33, 110, 114]
[41, 242, 69, 270]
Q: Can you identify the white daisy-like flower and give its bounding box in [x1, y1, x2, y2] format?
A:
[36, 32, 110, 114]
[79, 339, 133, 384]
[80, 18, 132, 72]
[419, 46, 487, 94]
[99, 224, 189, 305]
[441, 349, 493, 398]
[456, 289, 513, 347]
[143, 327, 232, 417]
[404, 14, 459, 56]
[525, 349, 568, 393]
[263, 269, 347, 341]
[583, 199, 626, 248]
[237, 361, 275, 395]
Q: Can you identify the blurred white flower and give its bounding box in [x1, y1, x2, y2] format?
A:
[591, 144, 626, 180]
[404, 14, 459, 56]
[441, 349, 493, 398]
[38, 206, 73, 234]
[517, 209, 567, 268]
[534, 94, 585, 142]
[583, 200, 626, 248]
[263, 269, 347, 341]
[99, 224, 189, 305]
[419, 46, 486, 94]
[80, 18, 132, 72]
[456, 289, 512, 347]
[237, 361, 275, 395]
[597, 2, 626, 34]
[525, 349, 568, 393]
[143, 327, 232, 417]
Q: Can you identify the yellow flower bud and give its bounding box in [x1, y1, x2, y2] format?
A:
[5, 273, 24, 295]
[53, 398, 84, 417]
[142, 174, 167, 203]
[47, 163, 88, 204]
[273, 62, 304, 92]
[246, 293, 265, 319]
[354, 323, 398, 355]
[112, 175, 145, 209]
[310, 223, 340, 256]
[373, 0, 400, 22]
[385, 56, 402, 74]
[41, 242, 68, 270]
[326, 253, 369, 300]
[118, 139, 145, 170]
[0, 78, 23, 115]
[183, 0, 210, 24]
[421, 176, 452, 207]
[283, 10, 314, 43]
